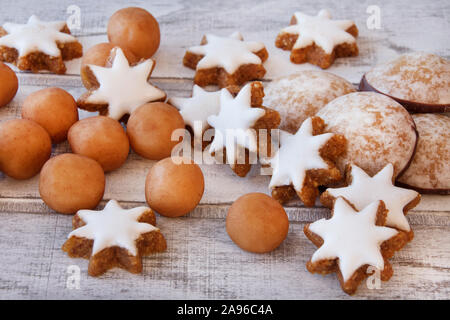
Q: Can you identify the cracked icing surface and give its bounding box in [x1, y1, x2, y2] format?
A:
[365, 52, 450, 105]
[317, 92, 417, 178]
[264, 71, 355, 133]
[398, 114, 450, 191]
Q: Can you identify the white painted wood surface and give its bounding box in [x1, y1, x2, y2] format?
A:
[0, 0, 449, 299]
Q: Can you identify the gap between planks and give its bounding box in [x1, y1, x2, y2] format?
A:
[0, 198, 449, 227]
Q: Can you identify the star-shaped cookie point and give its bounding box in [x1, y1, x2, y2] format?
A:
[322, 163, 420, 234]
[275, 9, 358, 68]
[0, 15, 82, 73]
[305, 198, 403, 294]
[169, 85, 221, 140]
[62, 199, 167, 276]
[78, 47, 166, 120]
[269, 116, 346, 207]
[208, 83, 266, 167]
[309, 199, 398, 281]
[183, 32, 268, 87]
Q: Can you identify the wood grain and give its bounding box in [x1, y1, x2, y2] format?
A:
[0, 0, 449, 300]
[0, 210, 448, 299]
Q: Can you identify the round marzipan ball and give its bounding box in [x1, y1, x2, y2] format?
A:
[39, 154, 105, 214]
[226, 193, 289, 253]
[107, 7, 161, 59]
[68, 116, 130, 172]
[145, 157, 204, 217]
[0, 119, 51, 179]
[80, 43, 139, 89]
[21, 87, 79, 143]
[127, 102, 185, 160]
[0, 62, 18, 107]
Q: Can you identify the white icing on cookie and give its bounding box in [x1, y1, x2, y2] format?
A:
[207, 83, 265, 165]
[309, 198, 398, 282]
[69, 200, 158, 256]
[169, 85, 221, 139]
[316, 92, 417, 178]
[269, 117, 333, 191]
[0, 15, 76, 57]
[264, 71, 355, 133]
[365, 52, 450, 104]
[86, 47, 166, 120]
[398, 114, 450, 191]
[326, 164, 418, 232]
[188, 32, 265, 74]
[281, 9, 356, 54]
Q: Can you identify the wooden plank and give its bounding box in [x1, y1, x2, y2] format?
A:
[1, 159, 450, 210]
[2, 81, 449, 209]
[2, 0, 449, 82]
[1, 198, 450, 227]
[0, 210, 448, 299]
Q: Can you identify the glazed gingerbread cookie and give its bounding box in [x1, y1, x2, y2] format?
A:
[0, 15, 82, 74]
[317, 92, 418, 179]
[275, 9, 358, 69]
[62, 200, 167, 276]
[397, 114, 450, 194]
[360, 52, 450, 113]
[183, 32, 268, 88]
[268, 116, 346, 207]
[321, 164, 420, 240]
[264, 71, 356, 133]
[304, 198, 409, 295]
[78, 47, 166, 121]
[207, 81, 280, 177]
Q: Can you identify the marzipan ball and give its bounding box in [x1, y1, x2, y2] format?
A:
[145, 157, 204, 217]
[107, 7, 161, 59]
[127, 102, 185, 160]
[80, 43, 139, 89]
[0, 119, 51, 179]
[0, 62, 18, 107]
[21, 87, 79, 143]
[68, 116, 130, 172]
[226, 193, 289, 253]
[39, 154, 105, 214]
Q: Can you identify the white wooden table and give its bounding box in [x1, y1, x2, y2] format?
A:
[0, 0, 449, 300]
